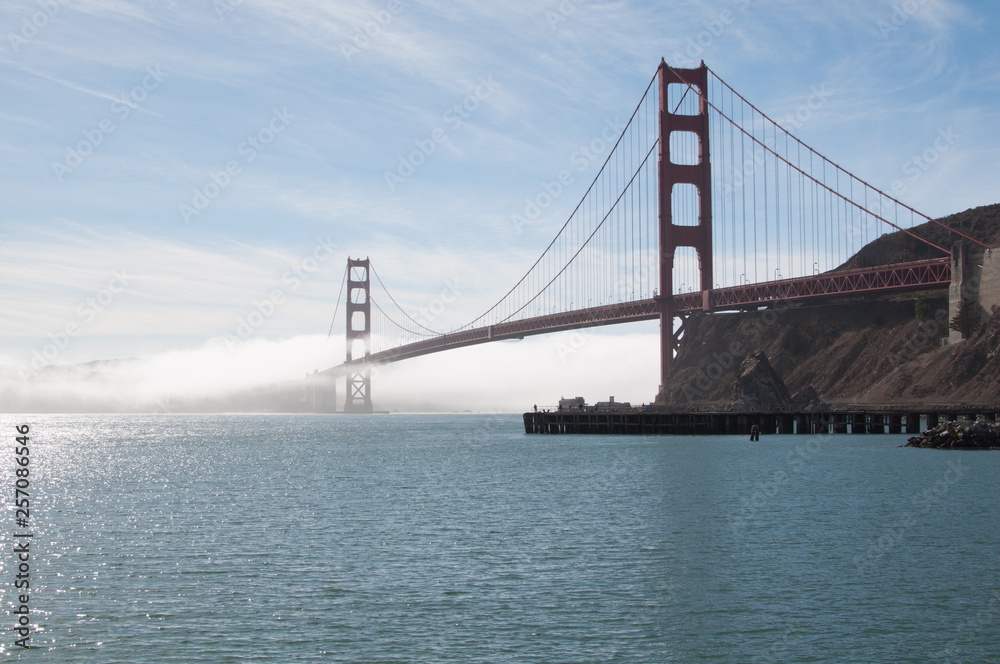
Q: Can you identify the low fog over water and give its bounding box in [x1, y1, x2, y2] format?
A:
[1, 330, 661, 413]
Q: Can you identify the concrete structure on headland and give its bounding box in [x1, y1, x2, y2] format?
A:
[524, 408, 1000, 436]
[984, 248, 1000, 311]
[557, 396, 634, 412]
[950, 243, 1000, 343]
[559, 396, 586, 410]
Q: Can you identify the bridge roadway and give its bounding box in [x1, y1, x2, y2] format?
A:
[323, 257, 950, 375]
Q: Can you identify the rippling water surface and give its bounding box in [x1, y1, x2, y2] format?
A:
[3, 414, 999, 662]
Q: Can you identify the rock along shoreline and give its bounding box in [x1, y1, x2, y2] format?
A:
[906, 421, 1000, 450]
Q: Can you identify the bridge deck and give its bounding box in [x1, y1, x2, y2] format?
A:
[324, 257, 950, 374]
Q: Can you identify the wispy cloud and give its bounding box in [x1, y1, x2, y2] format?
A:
[14, 65, 165, 116]
[0, 329, 661, 413]
[1, 0, 998, 410]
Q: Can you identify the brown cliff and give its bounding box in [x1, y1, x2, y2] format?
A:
[658, 203, 1000, 409]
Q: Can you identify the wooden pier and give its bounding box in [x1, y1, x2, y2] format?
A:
[523, 409, 1000, 436]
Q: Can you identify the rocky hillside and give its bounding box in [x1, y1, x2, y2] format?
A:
[839, 203, 1000, 270]
[862, 306, 1000, 405]
[658, 203, 1000, 409]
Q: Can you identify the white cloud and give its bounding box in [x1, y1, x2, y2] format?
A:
[0, 333, 342, 411]
[0, 327, 661, 413]
[370, 327, 661, 412]
[1, 0, 998, 412]
[0, 225, 343, 342]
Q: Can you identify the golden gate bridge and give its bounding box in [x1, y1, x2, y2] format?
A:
[322, 60, 989, 412]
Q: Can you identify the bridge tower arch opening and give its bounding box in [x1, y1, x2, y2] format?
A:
[657, 60, 713, 393]
[345, 258, 374, 413]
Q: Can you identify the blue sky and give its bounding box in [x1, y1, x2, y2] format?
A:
[1, 0, 998, 411]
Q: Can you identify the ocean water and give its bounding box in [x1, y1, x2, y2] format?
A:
[2, 414, 999, 662]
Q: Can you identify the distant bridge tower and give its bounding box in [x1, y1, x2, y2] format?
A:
[345, 258, 374, 413]
[657, 60, 713, 392]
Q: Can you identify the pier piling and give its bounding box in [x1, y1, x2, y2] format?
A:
[524, 408, 1000, 436]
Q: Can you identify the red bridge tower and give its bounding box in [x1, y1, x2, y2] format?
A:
[345, 258, 373, 413]
[657, 60, 713, 392]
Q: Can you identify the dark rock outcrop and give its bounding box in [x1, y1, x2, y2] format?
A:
[791, 385, 827, 411]
[731, 352, 791, 411]
[906, 421, 1000, 450]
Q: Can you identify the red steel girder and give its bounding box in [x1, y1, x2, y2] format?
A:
[701, 258, 950, 312]
[343, 299, 660, 367]
[328, 258, 950, 375]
